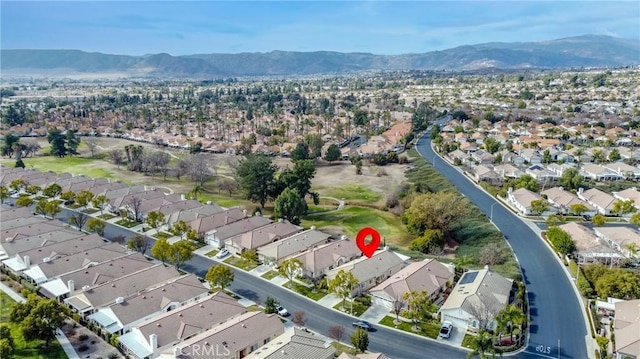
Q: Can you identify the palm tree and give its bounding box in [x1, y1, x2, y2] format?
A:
[467, 330, 502, 359]
[496, 305, 526, 342]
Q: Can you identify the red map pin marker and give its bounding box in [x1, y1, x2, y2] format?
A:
[356, 227, 381, 258]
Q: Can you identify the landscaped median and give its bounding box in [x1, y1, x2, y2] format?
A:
[378, 315, 440, 339]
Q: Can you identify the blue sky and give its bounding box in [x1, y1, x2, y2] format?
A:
[1, 1, 638, 55]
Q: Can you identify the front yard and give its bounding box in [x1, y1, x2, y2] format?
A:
[224, 256, 259, 271]
[378, 315, 440, 339]
[333, 296, 372, 317]
[283, 281, 328, 301]
[261, 270, 280, 280]
[114, 218, 139, 228]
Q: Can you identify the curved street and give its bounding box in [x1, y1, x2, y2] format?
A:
[416, 134, 589, 359]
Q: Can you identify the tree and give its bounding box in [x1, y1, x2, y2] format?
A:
[60, 190, 76, 203]
[264, 296, 278, 314]
[9, 179, 26, 193]
[392, 296, 406, 324]
[218, 178, 239, 196]
[0, 324, 14, 358]
[0, 186, 9, 204]
[145, 211, 166, 234]
[187, 154, 213, 187]
[169, 240, 194, 269]
[44, 201, 60, 219]
[279, 258, 303, 283]
[495, 305, 526, 341]
[68, 212, 89, 231]
[66, 130, 80, 155]
[327, 325, 345, 342]
[592, 214, 606, 226]
[402, 192, 468, 237]
[594, 269, 640, 300]
[608, 148, 621, 162]
[42, 183, 62, 198]
[613, 199, 636, 217]
[25, 185, 41, 195]
[292, 311, 307, 328]
[127, 234, 150, 254]
[75, 189, 94, 209]
[171, 220, 190, 240]
[86, 218, 106, 236]
[402, 290, 431, 329]
[237, 154, 278, 208]
[274, 188, 307, 225]
[1, 133, 20, 158]
[570, 203, 589, 216]
[47, 128, 67, 157]
[127, 195, 143, 222]
[480, 243, 505, 265]
[545, 214, 565, 227]
[108, 149, 125, 168]
[10, 294, 70, 346]
[324, 143, 341, 163]
[85, 138, 99, 158]
[305, 133, 323, 159]
[408, 229, 444, 254]
[530, 199, 549, 216]
[467, 330, 502, 359]
[512, 174, 539, 192]
[541, 149, 552, 164]
[92, 194, 108, 215]
[151, 237, 172, 264]
[278, 159, 319, 205]
[631, 212, 640, 226]
[328, 270, 359, 313]
[290, 141, 309, 162]
[206, 264, 235, 291]
[15, 196, 34, 207]
[483, 137, 500, 154]
[351, 328, 369, 354]
[546, 226, 576, 255]
[14, 159, 25, 168]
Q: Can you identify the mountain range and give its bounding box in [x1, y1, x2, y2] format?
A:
[1, 35, 638, 78]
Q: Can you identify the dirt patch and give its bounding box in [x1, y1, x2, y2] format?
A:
[62, 319, 122, 359]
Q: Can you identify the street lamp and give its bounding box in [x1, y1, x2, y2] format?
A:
[432, 155, 437, 167]
[490, 202, 499, 222]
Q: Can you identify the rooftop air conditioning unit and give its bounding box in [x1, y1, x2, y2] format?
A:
[42, 257, 52, 263]
[82, 285, 91, 291]
[115, 297, 125, 304]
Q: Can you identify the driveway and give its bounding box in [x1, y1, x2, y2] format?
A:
[436, 325, 465, 348]
[359, 302, 390, 323]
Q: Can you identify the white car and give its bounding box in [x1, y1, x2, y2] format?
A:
[276, 305, 289, 317]
[216, 249, 230, 259]
[439, 321, 453, 339]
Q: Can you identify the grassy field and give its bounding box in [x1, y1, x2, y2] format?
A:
[0, 292, 67, 359]
[301, 206, 412, 246]
[316, 184, 383, 205]
[4, 156, 127, 182]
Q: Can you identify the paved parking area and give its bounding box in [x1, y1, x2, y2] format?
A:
[359, 302, 390, 323]
[436, 324, 465, 347]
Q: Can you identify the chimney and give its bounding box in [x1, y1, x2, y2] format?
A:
[181, 194, 186, 201]
[243, 209, 247, 217]
[67, 280, 74, 292]
[149, 333, 157, 350]
[23, 255, 30, 267]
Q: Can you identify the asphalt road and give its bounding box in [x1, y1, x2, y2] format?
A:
[416, 135, 589, 359]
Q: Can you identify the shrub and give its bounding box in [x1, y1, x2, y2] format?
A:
[78, 344, 89, 352]
[79, 334, 89, 341]
[108, 353, 120, 359]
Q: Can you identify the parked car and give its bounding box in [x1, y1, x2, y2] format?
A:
[276, 305, 289, 317]
[582, 214, 592, 221]
[352, 320, 373, 331]
[216, 248, 230, 259]
[439, 321, 453, 339]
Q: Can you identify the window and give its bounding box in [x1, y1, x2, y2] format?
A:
[263, 337, 270, 345]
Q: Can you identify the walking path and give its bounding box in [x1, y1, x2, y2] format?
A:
[0, 282, 79, 359]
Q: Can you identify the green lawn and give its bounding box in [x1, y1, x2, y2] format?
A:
[301, 206, 411, 246]
[0, 292, 67, 359]
[332, 342, 355, 356]
[461, 333, 475, 349]
[317, 184, 382, 205]
[224, 256, 259, 271]
[115, 218, 139, 228]
[97, 213, 116, 220]
[283, 281, 328, 301]
[7, 156, 126, 182]
[378, 315, 440, 339]
[333, 296, 372, 317]
[261, 270, 280, 280]
[196, 192, 252, 209]
[82, 208, 99, 214]
[205, 249, 219, 258]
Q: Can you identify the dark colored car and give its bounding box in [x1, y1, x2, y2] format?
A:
[352, 320, 373, 331]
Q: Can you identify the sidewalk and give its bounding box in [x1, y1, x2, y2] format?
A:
[359, 302, 390, 323]
[0, 282, 79, 359]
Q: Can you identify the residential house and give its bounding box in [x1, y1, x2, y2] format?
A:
[580, 164, 622, 182]
[578, 188, 617, 215]
[370, 259, 454, 310]
[594, 227, 640, 260]
[546, 163, 577, 177]
[39, 253, 154, 299]
[614, 299, 640, 359]
[337, 353, 391, 359]
[64, 265, 181, 317]
[159, 311, 285, 359]
[167, 204, 229, 227]
[439, 267, 513, 332]
[447, 149, 470, 164]
[205, 216, 272, 248]
[493, 164, 523, 180]
[0, 228, 84, 262]
[541, 187, 596, 215]
[256, 228, 331, 264]
[473, 165, 503, 186]
[325, 249, 405, 297]
[244, 327, 336, 359]
[119, 292, 247, 359]
[470, 150, 495, 165]
[287, 238, 362, 280]
[88, 274, 209, 335]
[501, 152, 526, 167]
[559, 223, 622, 264]
[519, 148, 541, 164]
[526, 164, 558, 184]
[1, 220, 67, 244]
[613, 187, 640, 210]
[506, 188, 545, 216]
[185, 208, 247, 237]
[603, 162, 640, 181]
[224, 220, 301, 255]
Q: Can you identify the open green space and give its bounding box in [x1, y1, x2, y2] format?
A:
[224, 256, 259, 271]
[5, 156, 126, 182]
[196, 191, 251, 209]
[301, 206, 411, 245]
[0, 292, 67, 359]
[316, 184, 382, 205]
[283, 281, 328, 301]
[378, 315, 440, 339]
